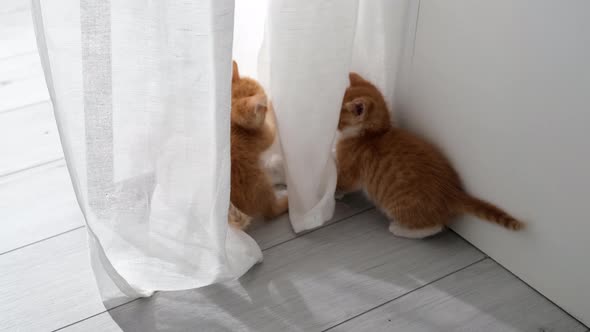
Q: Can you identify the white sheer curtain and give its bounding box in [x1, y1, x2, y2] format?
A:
[33, 0, 408, 302]
[240, 0, 409, 231]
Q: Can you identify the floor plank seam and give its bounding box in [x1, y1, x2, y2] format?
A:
[51, 298, 142, 332]
[447, 228, 488, 258]
[0, 8, 30, 17]
[321, 256, 489, 332]
[45, 206, 376, 331]
[0, 99, 50, 115]
[448, 230, 588, 329]
[0, 50, 38, 61]
[0, 225, 84, 256]
[261, 206, 375, 252]
[485, 255, 589, 329]
[0, 156, 64, 179]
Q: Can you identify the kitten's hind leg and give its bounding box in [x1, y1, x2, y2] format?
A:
[388, 222, 443, 239]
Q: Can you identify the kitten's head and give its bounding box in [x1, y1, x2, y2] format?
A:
[231, 61, 267, 129]
[232, 61, 265, 99]
[338, 73, 391, 135]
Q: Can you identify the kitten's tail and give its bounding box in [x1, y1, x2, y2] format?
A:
[456, 193, 524, 230]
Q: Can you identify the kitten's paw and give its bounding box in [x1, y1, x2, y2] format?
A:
[228, 203, 252, 230]
[334, 191, 345, 200]
[388, 223, 443, 239]
[265, 193, 288, 220]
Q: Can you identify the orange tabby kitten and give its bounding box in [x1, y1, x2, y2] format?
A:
[336, 73, 524, 238]
[230, 61, 288, 223]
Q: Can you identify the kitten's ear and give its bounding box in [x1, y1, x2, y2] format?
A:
[349, 72, 369, 86]
[232, 60, 240, 83]
[345, 97, 371, 117]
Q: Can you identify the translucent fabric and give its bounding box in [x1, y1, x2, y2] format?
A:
[253, 0, 409, 231]
[32, 0, 261, 302]
[33, 0, 408, 302]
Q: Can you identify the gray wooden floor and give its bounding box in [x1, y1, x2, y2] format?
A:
[0, 2, 588, 331]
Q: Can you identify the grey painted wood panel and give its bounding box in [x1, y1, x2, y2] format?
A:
[61, 210, 483, 332]
[0, 52, 43, 89]
[0, 54, 48, 112]
[0, 52, 48, 113]
[0, 102, 61, 176]
[0, 0, 29, 15]
[0, 194, 375, 331]
[0, 75, 48, 111]
[248, 192, 372, 249]
[331, 259, 587, 332]
[0, 161, 83, 254]
[0, 10, 37, 59]
[0, 228, 104, 332]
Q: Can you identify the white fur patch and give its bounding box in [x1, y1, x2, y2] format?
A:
[260, 152, 286, 186]
[388, 222, 443, 239]
[339, 125, 362, 140]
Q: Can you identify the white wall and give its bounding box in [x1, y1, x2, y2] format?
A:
[404, 0, 590, 325]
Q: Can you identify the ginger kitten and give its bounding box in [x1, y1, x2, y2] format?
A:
[230, 61, 288, 224]
[336, 73, 524, 238]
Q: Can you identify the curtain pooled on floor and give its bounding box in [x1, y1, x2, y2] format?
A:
[33, 0, 409, 302]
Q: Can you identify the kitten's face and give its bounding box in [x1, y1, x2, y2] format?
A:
[338, 73, 390, 134]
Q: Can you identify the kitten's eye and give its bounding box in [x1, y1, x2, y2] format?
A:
[354, 102, 364, 116]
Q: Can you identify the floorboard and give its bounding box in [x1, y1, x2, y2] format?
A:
[0, 228, 104, 332]
[59, 210, 484, 332]
[0, 52, 49, 112]
[248, 192, 372, 249]
[0, 9, 37, 59]
[329, 259, 587, 332]
[0, 102, 61, 176]
[0, 52, 43, 87]
[0, 75, 48, 111]
[0, 195, 374, 332]
[0, 161, 82, 254]
[0, 0, 29, 15]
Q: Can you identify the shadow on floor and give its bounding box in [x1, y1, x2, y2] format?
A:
[101, 206, 584, 332]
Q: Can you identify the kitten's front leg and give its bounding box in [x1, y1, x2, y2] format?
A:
[336, 171, 361, 194]
[335, 154, 362, 194]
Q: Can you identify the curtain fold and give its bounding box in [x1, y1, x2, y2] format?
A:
[256, 0, 408, 232]
[32, 0, 261, 302]
[33, 0, 408, 302]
